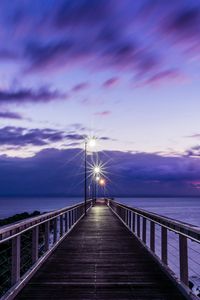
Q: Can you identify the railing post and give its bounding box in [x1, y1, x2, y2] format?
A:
[142, 218, 146, 243]
[129, 211, 131, 229]
[150, 221, 155, 252]
[69, 211, 71, 228]
[137, 215, 140, 237]
[11, 235, 21, 285]
[161, 227, 167, 265]
[132, 212, 135, 232]
[74, 209, 75, 223]
[60, 215, 63, 236]
[65, 213, 68, 232]
[32, 226, 39, 264]
[71, 209, 73, 224]
[179, 235, 188, 286]
[44, 221, 50, 252]
[53, 218, 57, 243]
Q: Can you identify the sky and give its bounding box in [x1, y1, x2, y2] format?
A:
[1, 0, 200, 196]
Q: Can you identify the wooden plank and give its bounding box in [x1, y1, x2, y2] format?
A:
[16, 203, 186, 300]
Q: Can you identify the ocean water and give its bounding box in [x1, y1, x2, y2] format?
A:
[0, 197, 82, 219]
[117, 197, 200, 227]
[0, 196, 200, 227]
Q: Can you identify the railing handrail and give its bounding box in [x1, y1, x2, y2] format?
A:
[108, 200, 200, 243]
[0, 199, 93, 241]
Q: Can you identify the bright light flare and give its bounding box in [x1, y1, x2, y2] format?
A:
[94, 166, 101, 174]
[99, 178, 106, 186]
[96, 175, 100, 181]
[87, 136, 96, 148]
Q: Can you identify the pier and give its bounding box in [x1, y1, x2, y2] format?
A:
[0, 199, 199, 299]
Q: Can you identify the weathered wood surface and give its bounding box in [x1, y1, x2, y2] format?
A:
[16, 202, 186, 300]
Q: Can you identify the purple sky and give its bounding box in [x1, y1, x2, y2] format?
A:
[1, 0, 200, 196]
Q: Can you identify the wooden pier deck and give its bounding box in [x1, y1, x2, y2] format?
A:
[15, 202, 186, 300]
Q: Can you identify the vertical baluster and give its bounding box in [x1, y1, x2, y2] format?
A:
[179, 235, 188, 286]
[11, 235, 21, 285]
[137, 215, 140, 237]
[161, 227, 167, 264]
[69, 211, 71, 228]
[53, 218, 57, 243]
[150, 221, 155, 252]
[32, 226, 39, 263]
[44, 221, 50, 251]
[65, 213, 68, 232]
[60, 215, 63, 236]
[129, 211, 132, 229]
[132, 212, 135, 233]
[142, 218, 146, 243]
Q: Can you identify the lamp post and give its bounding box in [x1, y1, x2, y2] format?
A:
[84, 137, 96, 216]
[93, 165, 101, 202]
[99, 178, 106, 198]
[95, 174, 100, 201]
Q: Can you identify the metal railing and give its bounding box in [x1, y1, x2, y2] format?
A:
[0, 199, 94, 300]
[107, 199, 200, 299]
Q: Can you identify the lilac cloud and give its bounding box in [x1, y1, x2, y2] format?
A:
[0, 127, 84, 147]
[0, 148, 200, 196]
[102, 77, 119, 88]
[138, 69, 185, 87]
[0, 126, 112, 147]
[71, 82, 89, 92]
[165, 7, 200, 40]
[54, 0, 110, 28]
[0, 111, 22, 120]
[0, 86, 68, 104]
[0, 1, 199, 86]
[20, 2, 161, 78]
[94, 111, 111, 117]
[185, 145, 200, 157]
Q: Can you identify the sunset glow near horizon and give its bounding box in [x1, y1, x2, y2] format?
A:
[1, 0, 200, 196]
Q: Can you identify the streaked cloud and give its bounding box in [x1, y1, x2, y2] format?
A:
[0, 111, 22, 120]
[94, 110, 111, 117]
[0, 86, 68, 104]
[0, 148, 199, 196]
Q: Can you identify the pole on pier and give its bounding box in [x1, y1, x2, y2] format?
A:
[84, 141, 87, 216]
[84, 137, 96, 215]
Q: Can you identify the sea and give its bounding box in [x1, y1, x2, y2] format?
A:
[0, 196, 200, 226]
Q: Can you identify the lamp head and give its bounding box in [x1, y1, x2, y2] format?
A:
[99, 178, 105, 186]
[87, 136, 96, 148]
[96, 175, 100, 182]
[94, 166, 101, 174]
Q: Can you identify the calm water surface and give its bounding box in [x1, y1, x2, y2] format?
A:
[0, 197, 200, 227]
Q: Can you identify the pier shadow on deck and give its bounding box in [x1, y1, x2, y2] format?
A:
[15, 202, 186, 300]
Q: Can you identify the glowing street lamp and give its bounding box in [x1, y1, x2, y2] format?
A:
[99, 178, 106, 186]
[92, 164, 101, 202]
[84, 136, 96, 215]
[96, 175, 100, 182]
[94, 166, 101, 174]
